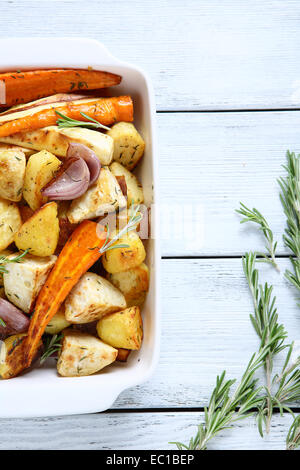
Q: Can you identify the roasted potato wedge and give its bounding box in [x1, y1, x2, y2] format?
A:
[0, 198, 22, 251]
[57, 330, 118, 377]
[45, 305, 71, 335]
[107, 122, 145, 170]
[0, 126, 114, 165]
[0, 149, 26, 201]
[110, 162, 144, 207]
[65, 273, 126, 324]
[23, 150, 61, 210]
[97, 306, 143, 350]
[3, 253, 56, 313]
[107, 263, 149, 307]
[14, 202, 59, 257]
[102, 231, 146, 273]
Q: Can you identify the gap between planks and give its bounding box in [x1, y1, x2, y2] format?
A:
[158, 108, 300, 113]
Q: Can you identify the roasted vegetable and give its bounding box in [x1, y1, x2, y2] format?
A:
[0, 333, 27, 377]
[42, 156, 90, 201]
[0, 298, 30, 336]
[23, 150, 61, 210]
[102, 231, 146, 273]
[107, 122, 145, 170]
[0, 250, 13, 287]
[0, 143, 35, 158]
[1, 220, 107, 379]
[107, 263, 149, 307]
[117, 348, 131, 362]
[0, 96, 133, 138]
[0, 69, 122, 108]
[57, 330, 118, 377]
[15, 202, 59, 257]
[64, 272, 126, 324]
[110, 161, 144, 206]
[0, 149, 26, 201]
[0, 198, 22, 250]
[3, 253, 56, 313]
[97, 306, 143, 350]
[67, 167, 127, 224]
[0, 126, 114, 165]
[44, 305, 70, 335]
[0, 93, 95, 116]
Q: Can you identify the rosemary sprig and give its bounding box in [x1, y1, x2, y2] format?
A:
[0, 317, 6, 327]
[243, 252, 288, 433]
[236, 203, 279, 270]
[286, 415, 300, 450]
[278, 151, 300, 291]
[40, 334, 63, 364]
[55, 110, 110, 131]
[99, 203, 142, 254]
[171, 345, 272, 450]
[0, 249, 28, 275]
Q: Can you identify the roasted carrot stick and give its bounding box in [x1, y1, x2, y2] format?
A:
[1, 220, 106, 379]
[0, 69, 122, 108]
[0, 96, 133, 138]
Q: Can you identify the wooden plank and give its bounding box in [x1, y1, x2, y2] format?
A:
[1, 0, 300, 110]
[114, 258, 300, 408]
[0, 411, 295, 450]
[158, 110, 300, 256]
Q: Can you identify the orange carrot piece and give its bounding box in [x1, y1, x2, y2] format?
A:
[1, 220, 106, 379]
[0, 69, 122, 108]
[0, 96, 133, 138]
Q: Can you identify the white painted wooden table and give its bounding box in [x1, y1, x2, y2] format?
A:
[1, 0, 300, 450]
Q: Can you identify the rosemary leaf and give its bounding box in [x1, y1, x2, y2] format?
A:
[279, 151, 300, 289]
[40, 334, 63, 364]
[99, 202, 142, 254]
[236, 203, 279, 270]
[55, 110, 110, 131]
[0, 249, 29, 275]
[286, 415, 300, 450]
[170, 345, 271, 450]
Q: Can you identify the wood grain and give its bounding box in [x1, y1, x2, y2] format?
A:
[0, 411, 296, 450]
[159, 111, 300, 256]
[1, 0, 300, 111]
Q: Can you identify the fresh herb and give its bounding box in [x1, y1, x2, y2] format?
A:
[243, 252, 288, 432]
[236, 203, 279, 270]
[171, 345, 271, 450]
[286, 415, 300, 450]
[55, 110, 110, 131]
[40, 334, 62, 364]
[99, 203, 142, 254]
[278, 151, 300, 292]
[0, 249, 29, 275]
[0, 317, 6, 327]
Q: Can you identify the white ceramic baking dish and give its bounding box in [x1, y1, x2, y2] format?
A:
[0, 38, 160, 418]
